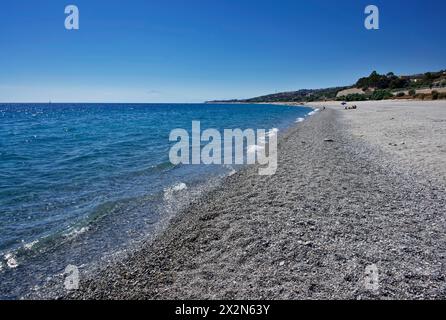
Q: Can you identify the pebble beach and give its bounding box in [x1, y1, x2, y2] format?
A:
[42, 100, 446, 299]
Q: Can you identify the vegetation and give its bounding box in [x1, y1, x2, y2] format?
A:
[370, 89, 394, 100]
[207, 69, 446, 103]
[219, 87, 348, 104]
[335, 89, 394, 102]
[416, 93, 426, 100]
[356, 70, 446, 91]
[356, 71, 409, 90]
[432, 91, 439, 100]
[342, 93, 367, 102]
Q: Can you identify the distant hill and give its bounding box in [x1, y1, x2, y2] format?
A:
[207, 69, 446, 103]
[208, 87, 348, 104]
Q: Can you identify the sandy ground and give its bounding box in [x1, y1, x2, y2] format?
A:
[35, 102, 446, 300]
[310, 100, 446, 186]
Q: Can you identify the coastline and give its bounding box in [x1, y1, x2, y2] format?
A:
[40, 101, 446, 299]
[1, 103, 311, 299]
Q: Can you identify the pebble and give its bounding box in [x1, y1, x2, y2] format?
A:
[40, 107, 446, 301]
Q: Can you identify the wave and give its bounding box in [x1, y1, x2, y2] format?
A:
[3, 253, 19, 269]
[112, 161, 178, 181]
[23, 240, 39, 250]
[258, 128, 279, 144]
[152, 161, 177, 172]
[163, 182, 188, 201]
[223, 165, 237, 176]
[0, 103, 314, 297]
[64, 226, 90, 240]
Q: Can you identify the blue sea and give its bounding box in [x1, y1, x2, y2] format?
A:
[0, 103, 311, 298]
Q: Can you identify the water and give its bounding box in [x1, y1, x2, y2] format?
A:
[0, 103, 311, 298]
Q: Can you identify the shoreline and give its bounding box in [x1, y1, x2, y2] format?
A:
[2, 103, 311, 300]
[41, 101, 446, 299]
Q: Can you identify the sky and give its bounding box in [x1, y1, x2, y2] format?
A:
[0, 0, 445, 103]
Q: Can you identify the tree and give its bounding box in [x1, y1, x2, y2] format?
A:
[371, 89, 393, 100]
[432, 91, 439, 100]
[345, 93, 367, 101]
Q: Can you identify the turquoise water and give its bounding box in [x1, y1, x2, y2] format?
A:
[0, 103, 311, 298]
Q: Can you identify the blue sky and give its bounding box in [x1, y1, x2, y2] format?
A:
[1, 0, 445, 102]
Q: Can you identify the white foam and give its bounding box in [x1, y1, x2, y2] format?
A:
[308, 108, 320, 116]
[65, 226, 89, 239]
[258, 128, 279, 144]
[23, 240, 39, 250]
[171, 183, 187, 192]
[223, 165, 236, 176]
[163, 182, 188, 201]
[4, 253, 18, 269]
[295, 117, 305, 123]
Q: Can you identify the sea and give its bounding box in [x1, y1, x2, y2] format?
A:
[0, 103, 312, 298]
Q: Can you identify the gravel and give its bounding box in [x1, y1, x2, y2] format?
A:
[41, 107, 446, 299]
